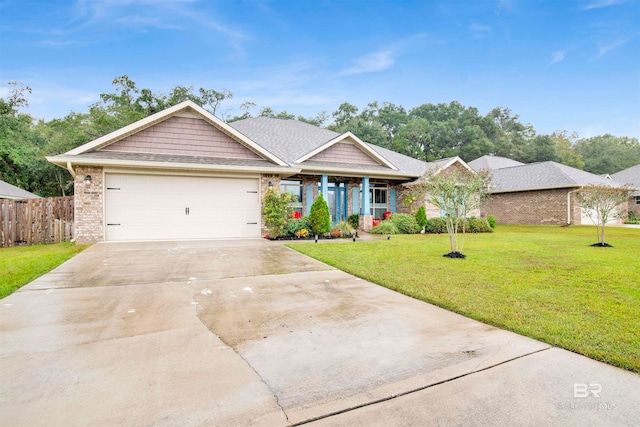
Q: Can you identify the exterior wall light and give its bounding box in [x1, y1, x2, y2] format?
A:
[85, 175, 92, 183]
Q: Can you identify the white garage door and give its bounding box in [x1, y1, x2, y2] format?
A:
[105, 174, 260, 241]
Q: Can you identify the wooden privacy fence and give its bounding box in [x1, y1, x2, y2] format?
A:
[0, 196, 74, 248]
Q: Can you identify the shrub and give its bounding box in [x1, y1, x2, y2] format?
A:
[487, 214, 497, 228]
[348, 213, 360, 230]
[370, 220, 400, 234]
[285, 216, 312, 236]
[263, 189, 294, 237]
[415, 206, 427, 230]
[309, 193, 331, 236]
[332, 221, 355, 236]
[464, 217, 493, 233]
[425, 218, 447, 234]
[625, 211, 640, 225]
[389, 213, 421, 234]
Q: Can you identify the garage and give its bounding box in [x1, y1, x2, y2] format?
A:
[104, 173, 260, 241]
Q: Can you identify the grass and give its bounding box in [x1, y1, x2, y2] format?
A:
[288, 225, 640, 373]
[0, 242, 89, 298]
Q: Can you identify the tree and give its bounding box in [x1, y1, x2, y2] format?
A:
[577, 185, 632, 247]
[551, 131, 584, 169]
[262, 188, 294, 238]
[407, 167, 491, 257]
[309, 193, 331, 236]
[415, 206, 427, 231]
[574, 135, 640, 174]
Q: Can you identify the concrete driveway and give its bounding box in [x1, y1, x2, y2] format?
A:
[1, 240, 638, 426]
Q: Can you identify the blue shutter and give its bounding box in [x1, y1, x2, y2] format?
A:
[390, 188, 397, 213]
[305, 185, 314, 215]
[352, 187, 359, 215]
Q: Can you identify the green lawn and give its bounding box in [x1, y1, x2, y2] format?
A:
[288, 225, 640, 373]
[0, 242, 89, 298]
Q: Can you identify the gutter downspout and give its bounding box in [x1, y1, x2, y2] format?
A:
[66, 162, 76, 179]
[567, 187, 581, 225]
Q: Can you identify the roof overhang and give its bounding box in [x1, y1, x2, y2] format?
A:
[297, 164, 417, 180]
[294, 132, 397, 170]
[64, 100, 288, 167]
[47, 155, 298, 176]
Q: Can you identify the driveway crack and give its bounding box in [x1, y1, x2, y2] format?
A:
[188, 286, 291, 425]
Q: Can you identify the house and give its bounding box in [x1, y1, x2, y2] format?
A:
[611, 164, 640, 217]
[0, 180, 41, 200]
[468, 155, 625, 225]
[47, 100, 468, 243]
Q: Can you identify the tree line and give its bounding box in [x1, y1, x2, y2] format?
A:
[2, 75, 639, 197]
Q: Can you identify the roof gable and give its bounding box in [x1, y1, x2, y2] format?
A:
[295, 132, 397, 169]
[100, 115, 262, 160]
[611, 164, 640, 188]
[468, 155, 525, 171]
[67, 101, 287, 166]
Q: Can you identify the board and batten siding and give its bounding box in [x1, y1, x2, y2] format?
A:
[309, 141, 380, 165]
[101, 116, 262, 159]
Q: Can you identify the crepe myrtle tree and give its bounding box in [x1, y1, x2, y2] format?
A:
[577, 184, 632, 247]
[406, 167, 490, 258]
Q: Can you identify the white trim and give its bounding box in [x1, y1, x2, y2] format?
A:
[48, 156, 298, 175]
[103, 167, 261, 179]
[298, 164, 417, 179]
[437, 157, 475, 174]
[65, 100, 288, 167]
[294, 132, 397, 170]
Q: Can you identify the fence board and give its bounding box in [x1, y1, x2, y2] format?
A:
[0, 196, 74, 248]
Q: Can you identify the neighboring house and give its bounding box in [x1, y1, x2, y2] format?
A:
[611, 164, 640, 217]
[469, 155, 625, 225]
[47, 100, 468, 243]
[0, 180, 41, 200]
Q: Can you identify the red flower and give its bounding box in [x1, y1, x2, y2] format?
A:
[290, 211, 301, 219]
[384, 211, 393, 220]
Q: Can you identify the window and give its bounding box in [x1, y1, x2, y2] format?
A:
[280, 180, 303, 215]
[370, 183, 388, 220]
[636, 196, 640, 205]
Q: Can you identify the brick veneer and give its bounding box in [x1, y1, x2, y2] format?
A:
[74, 166, 104, 243]
[481, 188, 582, 225]
[628, 196, 640, 217]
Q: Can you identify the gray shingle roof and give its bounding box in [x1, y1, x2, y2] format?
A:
[0, 180, 40, 199]
[229, 117, 340, 164]
[468, 155, 525, 171]
[489, 161, 622, 193]
[230, 116, 451, 177]
[611, 164, 640, 189]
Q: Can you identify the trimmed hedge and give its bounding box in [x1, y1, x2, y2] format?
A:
[424, 217, 493, 234]
[389, 213, 421, 234]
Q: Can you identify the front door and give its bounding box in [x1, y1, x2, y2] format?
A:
[327, 185, 347, 224]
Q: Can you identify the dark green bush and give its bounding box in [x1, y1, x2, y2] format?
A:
[309, 194, 331, 235]
[415, 206, 427, 230]
[625, 211, 640, 225]
[389, 213, 421, 234]
[348, 213, 360, 230]
[425, 218, 447, 234]
[370, 220, 400, 234]
[487, 214, 497, 228]
[285, 217, 312, 236]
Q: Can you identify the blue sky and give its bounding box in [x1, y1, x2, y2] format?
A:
[1, 0, 639, 138]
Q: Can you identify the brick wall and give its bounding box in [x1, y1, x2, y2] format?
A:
[628, 196, 640, 217]
[481, 188, 581, 225]
[74, 166, 104, 243]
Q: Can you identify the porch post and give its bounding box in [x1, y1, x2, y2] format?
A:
[361, 176, 370, 215]
[360, 176, 373, 231]
[321, 174, 329, 202]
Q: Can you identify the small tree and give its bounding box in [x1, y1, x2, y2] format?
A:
[415, 206, 428, 231]
[407, 167, 490, 257]
[263, 188, 294, 237]
[310, 193, 331, 236]
[577, 184, 632, 247]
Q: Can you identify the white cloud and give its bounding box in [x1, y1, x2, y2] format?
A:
[339, 50, 395, 76]
[469, 23, 491, 38]
[582, 0, 624, 10]
[550, 51, 565, 64]
[596, 32, 640, 58]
